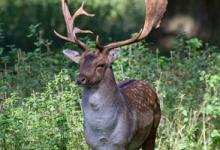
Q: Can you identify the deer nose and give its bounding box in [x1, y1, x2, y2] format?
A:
[76, 75, 87, 85]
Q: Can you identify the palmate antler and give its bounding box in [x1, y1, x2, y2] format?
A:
[54, 0, 94, 51]
[96, 0, 168, 54]
[55, 0, 168, 54]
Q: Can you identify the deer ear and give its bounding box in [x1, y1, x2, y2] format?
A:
[63, 49, 81, 64]
[108, 48, 120, 63]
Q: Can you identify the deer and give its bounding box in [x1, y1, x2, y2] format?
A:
[54, 0, 167, 149]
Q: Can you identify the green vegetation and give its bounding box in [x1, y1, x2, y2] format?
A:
[0, 22, 220, 149]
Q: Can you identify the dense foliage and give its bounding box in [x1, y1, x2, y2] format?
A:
[0, 23, 220, 149]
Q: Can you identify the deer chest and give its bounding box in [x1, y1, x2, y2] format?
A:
[82, 92, 118, 130]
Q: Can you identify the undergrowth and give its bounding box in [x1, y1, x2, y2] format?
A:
[0, 31, 220, 149]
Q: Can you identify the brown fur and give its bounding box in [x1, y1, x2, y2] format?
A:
[119, 80, 161, 149]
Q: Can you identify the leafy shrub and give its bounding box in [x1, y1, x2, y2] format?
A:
[0, 70, 87, 149]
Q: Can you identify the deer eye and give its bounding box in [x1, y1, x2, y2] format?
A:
[96, 63, 105, 68]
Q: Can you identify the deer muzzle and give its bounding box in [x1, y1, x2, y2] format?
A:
[76, 74, 87, 85]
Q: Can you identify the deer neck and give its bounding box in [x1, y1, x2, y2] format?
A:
[82, 67, 124, 110]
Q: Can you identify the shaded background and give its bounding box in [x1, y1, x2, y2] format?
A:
[0, 0, 220, 51]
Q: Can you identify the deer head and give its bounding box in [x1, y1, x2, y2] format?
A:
[55, 0, 167, 87]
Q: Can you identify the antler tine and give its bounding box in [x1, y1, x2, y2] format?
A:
[54, 0, 95, 51]
[72, 2, 95, 21]
[97, 0, 168, 54]
[96, 35, 103, 50]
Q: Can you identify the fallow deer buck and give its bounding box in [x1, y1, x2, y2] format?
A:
[55, 0, 167, 149]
